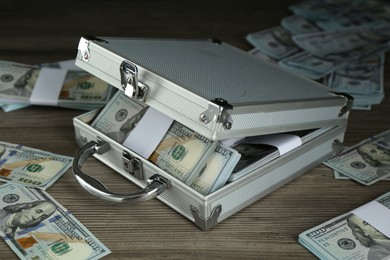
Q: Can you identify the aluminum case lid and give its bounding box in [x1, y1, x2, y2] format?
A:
[76, 36, 351, 140]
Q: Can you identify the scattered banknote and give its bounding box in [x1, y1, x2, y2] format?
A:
[327, 53, 385, 109]
[92, 91, 216, 184]
[281, 16, 322, 35]
[189, 143, 240, 195]
[246, 26, 300, 60]
[315, 8, 389, 31]
[0, 141, 73, 190]
[288, 0, 352, 21]
[278, 51, 340, 80]
[0, 59, 115, 111]
[247, 0, 390, 110]
[0, 183, 111, 259]
[324, 129, 390, 185]
[299, 191, 390, 259]
[291, 26, 390, 59]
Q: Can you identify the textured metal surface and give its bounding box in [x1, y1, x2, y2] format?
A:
[92, 37, 335, 105]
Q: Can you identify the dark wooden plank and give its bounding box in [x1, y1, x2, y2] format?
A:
[0, 0, 389, 259]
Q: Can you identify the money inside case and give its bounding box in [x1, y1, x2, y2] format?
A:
[72, 36, 352, 230]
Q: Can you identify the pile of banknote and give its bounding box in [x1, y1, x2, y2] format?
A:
[246, 0, 390, 110]
[0, 140, 111, 259]
[0, 59, 115, 112]
[299, 191, 390, 259]
[91, 91, 320, 195]
[0, 183, 111, 259]
[324, 129, 390, 186]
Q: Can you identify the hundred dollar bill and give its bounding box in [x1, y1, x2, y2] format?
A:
[324, 129, 390, 185]
[0, 60, 114, 109]
[315, 9, 390, 31]
[245, 26, 300, 60]
[292, 26, 390, 58]
[289, 0, 352, 21]
[327, 54, 384, 95]
[281, 16, 322, 35]
[91, 90, 148, 144]
[0, 183, 111, 259]
[299, 191, 390, 259]
[278, 51, 340, 80]
[149, 121, 216, 183]
[0, 141, 73, 190]
[189, 143, 240, 195]
[92, 91, 216, 183]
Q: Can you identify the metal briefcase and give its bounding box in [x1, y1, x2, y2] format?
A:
[72, 36, 352, 230]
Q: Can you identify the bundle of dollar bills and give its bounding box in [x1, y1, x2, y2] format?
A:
[90, 91, 243, 195]
[299, 191, 390, 259]
[323, 129, 390, 185]
[0, 183, 111, 259]
[246, 0, 390, 110]
[0, 59, 115, 112]
[90, 91, 333, 195]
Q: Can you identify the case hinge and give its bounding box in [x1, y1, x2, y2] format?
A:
[79, 36, 109, 62]
[120, 60, 149, 102]
[122, 151, 144, 180]
[330, 92, 354, 117]
[79, 38, 91, 62]
[199, 98, 233, 130]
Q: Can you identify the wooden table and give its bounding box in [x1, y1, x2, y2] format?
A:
[1, 1, 389, 259]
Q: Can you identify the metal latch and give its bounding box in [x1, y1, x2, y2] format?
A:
[200, 98, 233, 130]
[122, 151, 144, 180]
[120, 60, 149, 102]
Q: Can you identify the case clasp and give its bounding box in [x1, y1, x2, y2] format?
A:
[120, 60, 149, 102]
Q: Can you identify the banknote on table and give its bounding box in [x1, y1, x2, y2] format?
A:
[288, 0, 352, 21]
[278, 51, 340, 80]
[189, 143, 240, 195]
[299, 191, 390, 259]
[326, 53, 385, 109]
[0, 183, 111, 259]
[291, 26, 390, 58]
[280, 16, 322, 35]
[315, 8, 389, 32]
[245, 26, 300, 60]
[0, 59, 114, 110]
[324, 129, 390, 185]
[92, 91, 216, 184]
[0, 141, 73, 190]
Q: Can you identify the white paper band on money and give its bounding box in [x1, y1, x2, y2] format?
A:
[242, 134, 301, 155]
[123, 107, 173, 159]
[351, 200, 390, 238]
[29, 68, 67, 105]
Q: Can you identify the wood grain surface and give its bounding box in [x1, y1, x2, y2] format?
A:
[0, 1, 389, 259]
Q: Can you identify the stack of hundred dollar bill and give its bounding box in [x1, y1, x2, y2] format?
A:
[91, 91, 309, 196]
[0, 59, 115, 112]
[299, 191, 390, 259]
[246, 0, 390, 110]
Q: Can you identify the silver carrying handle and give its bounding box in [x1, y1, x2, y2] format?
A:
[72, 140, 170, 203]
